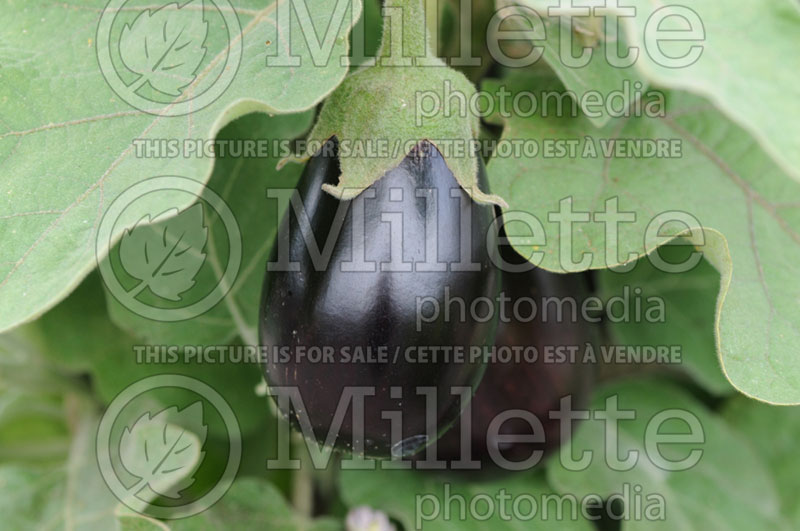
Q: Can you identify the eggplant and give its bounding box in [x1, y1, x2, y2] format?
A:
[428, 229, 596, 467]
[259, 138, 499, 458]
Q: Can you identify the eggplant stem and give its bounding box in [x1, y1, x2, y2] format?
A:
[377, 0, 435, 63]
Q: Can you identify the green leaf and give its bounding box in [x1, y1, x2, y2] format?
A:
[119, 205, 208, 302]
[596, 244, 733, 394]
[116, 478, 342, 530]
[505, 0, 800, 182]
[119, 0, 210, 97]
[722, 397, 800, 527]
[119, 404, 205, 500]
[547, 379, 786, 530]
[0, 407, 202, 530]
[0, 386, 70, 465]
[486, 72, 800, 404]
[21, 271, 271, 437]
[340, 466, 592, 530]
[501, 4, 648, 128]
[102, 111, 312, 346]
[0, 333, 74, 466]
[0, 0, 362, 334]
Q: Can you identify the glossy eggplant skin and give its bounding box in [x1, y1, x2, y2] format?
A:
[430, 238, 596, 466]
[259, 139, 499, 458]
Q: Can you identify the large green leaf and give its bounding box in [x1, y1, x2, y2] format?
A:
[21, 272, 271, 437]
[116, 478, 341, 530]
[596, 245, 733, 394]
[503, 0, 800, 181]
[0, 0, 362, 334]
[341, 466, 592, 530]
[486, 71, 800, 404]
[0, 405, 202, 530]
[0, 281, 294, 526]
[547, 379, 786, 530]
[102, 111, 312, 346]
[500, 5, 648, 128]
[722, 397, 800, 527]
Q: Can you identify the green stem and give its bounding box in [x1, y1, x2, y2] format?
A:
[291, 433, 314, 517]
[377, 0, 435, 64]
[425, 0, 439, 50]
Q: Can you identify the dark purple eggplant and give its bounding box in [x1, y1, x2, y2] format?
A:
[259, 138, 499, 458]
[428, 227, 596, 467]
